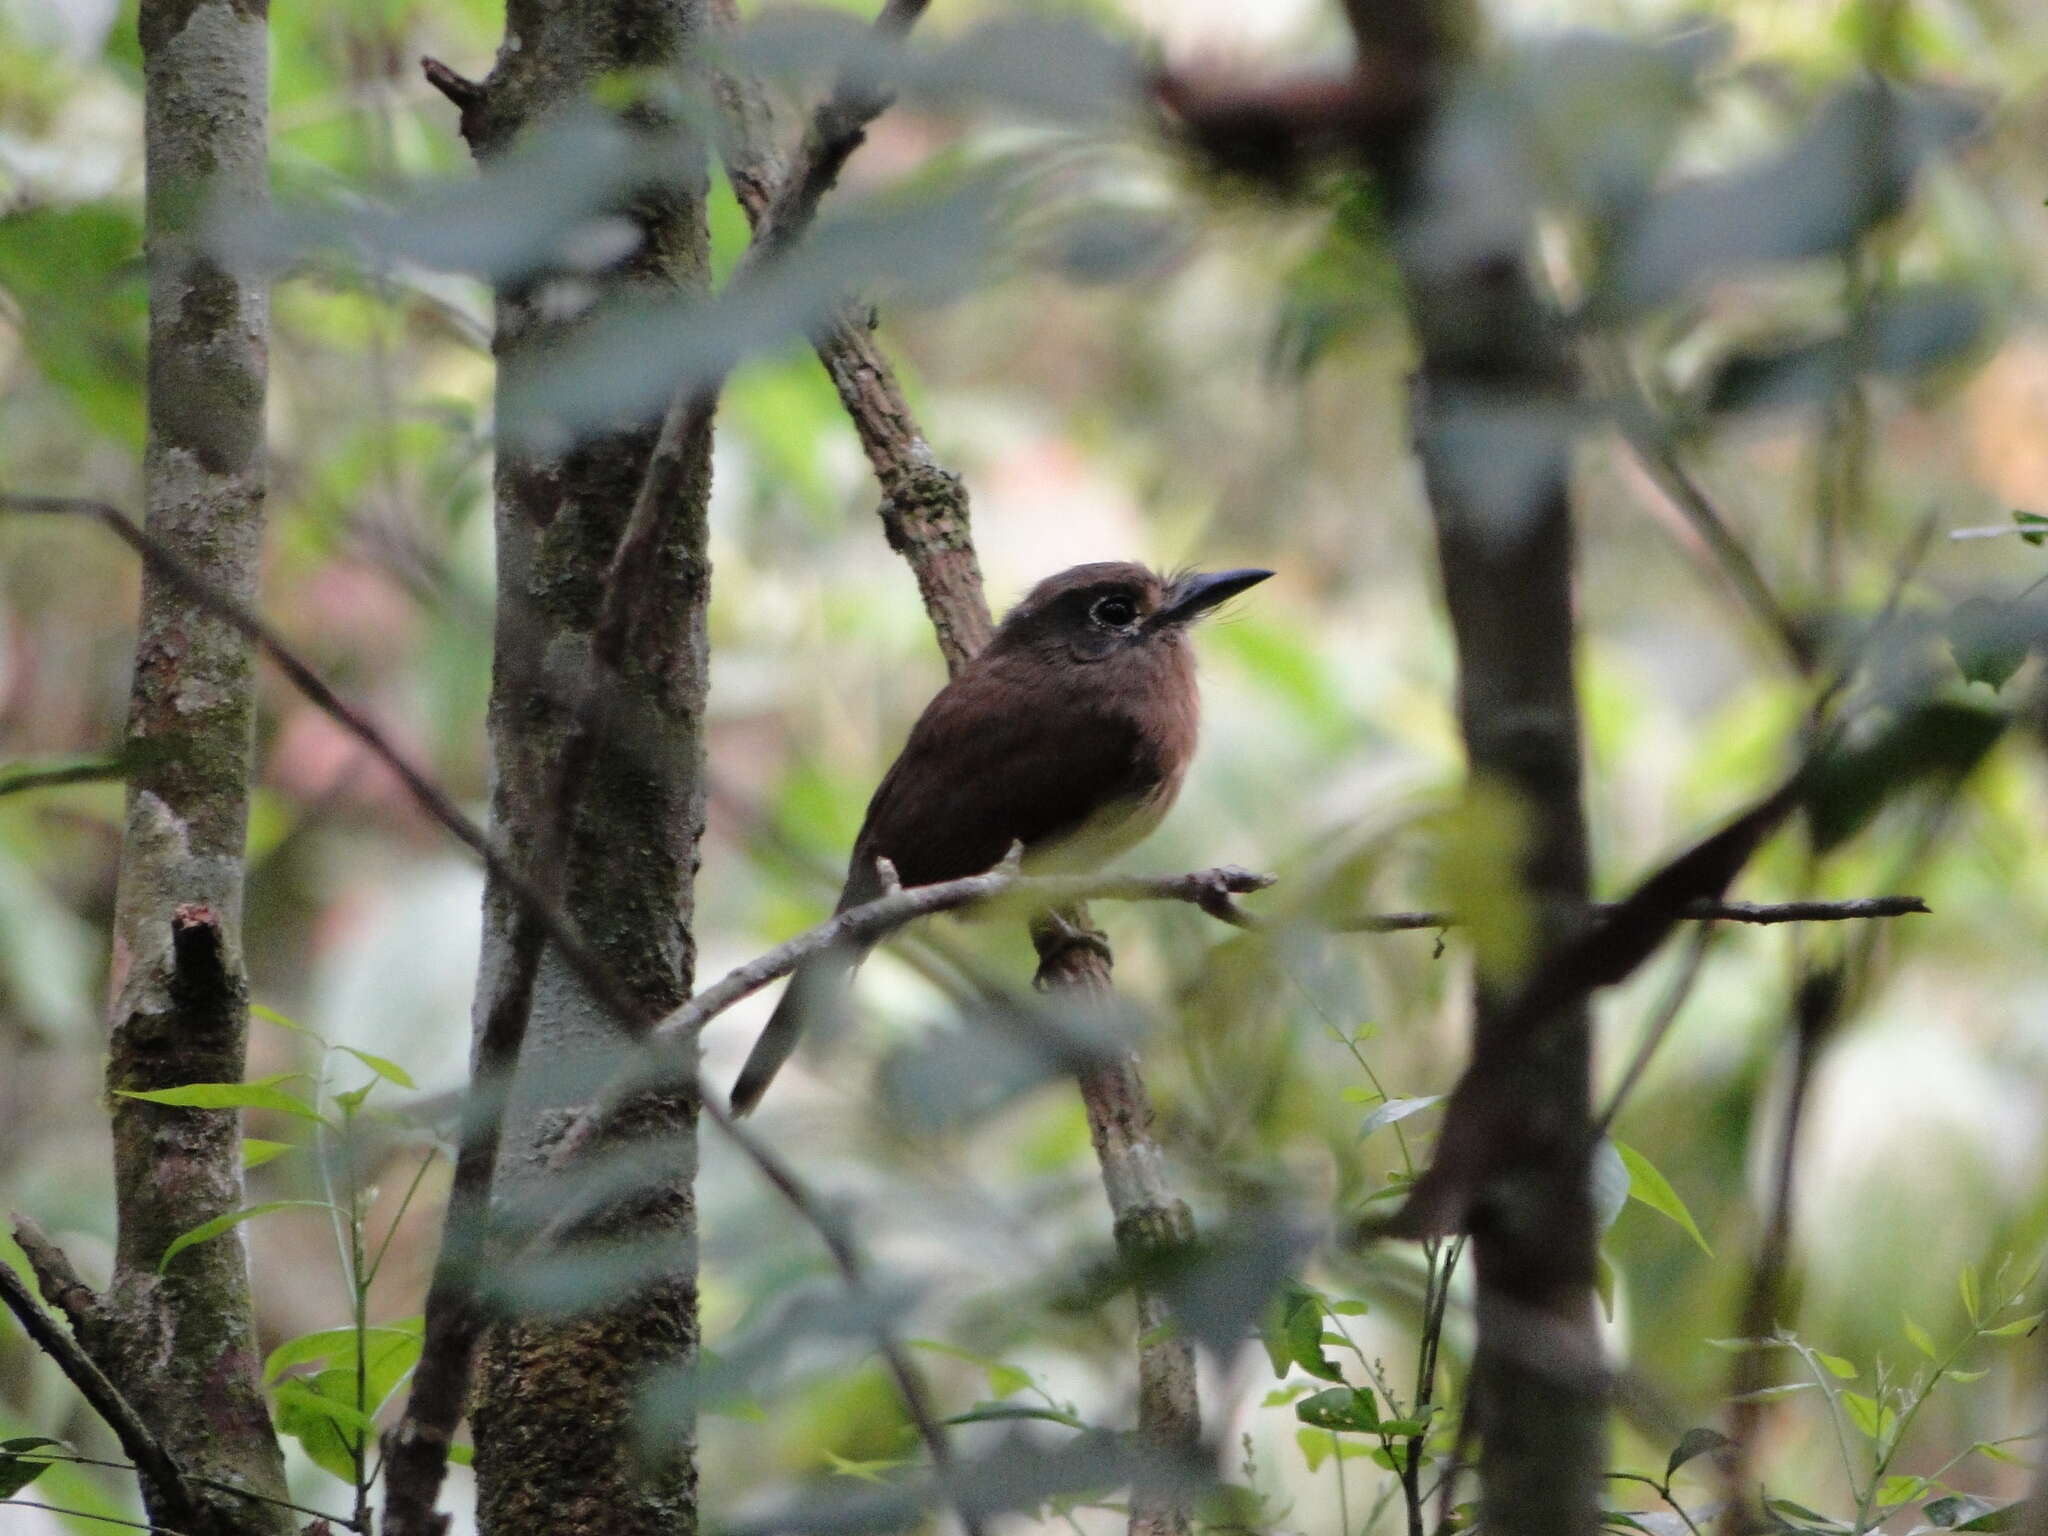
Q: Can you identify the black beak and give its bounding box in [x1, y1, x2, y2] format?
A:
[1155, 567, 1273, 626]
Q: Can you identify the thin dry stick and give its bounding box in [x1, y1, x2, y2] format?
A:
[0, 1238, 202, 1531]
[0, 492, 971, 1536]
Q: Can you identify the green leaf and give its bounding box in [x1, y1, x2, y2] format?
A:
[1905, 1316, 1939, 1359]
[336, 1046, 417, 1090]
[1877, 1474, 1928, 1507]
[251, 1003, 323, 1042]
[1946, 1368, 1989, 1383]
[332, 1083, 374, 1113]
[1262, 1385, 1310, 1407]
[987, 1363, 1032, 1398]
[275, 1373, 379, 1482]
[118, 1075, 325, 1125]
[1841, 1390, 1897, 1443]
[1816, 1352, 1858, 1379]
[448, 1442, 474, 1467]
[823, 1451, 910, 1484]
[159, 1200, 335, 1273]
[1297, 1427, 1332, 1473]
[1665, 1426, 1735, 1481]
[0, 1438, 66, 1499]
[1948, 598, 2032, 692]
[1926, 1495, 1998, 1528]
[2017, 511, 2048, 547]
[1358, 1096, 1443, 1141]
[1614, 1142, 1712, 1255]
[1261, 1286, 1342, 1383]
[1960, 1265, 1981, 1322]
[1805, 701, 2007, 854]
[240, 1137, 296, 1170]
[1954, 1508, 2029, 1534]
[1765, 1495, 1852, 1532]
[1971, 1440, 2027, 1464]
[1294, 1387, 1379, 1433]
[1328, 1300, 1369, 1316]
[1981, 1313, 2041, 1337]
[264, 1319, 423, 1386]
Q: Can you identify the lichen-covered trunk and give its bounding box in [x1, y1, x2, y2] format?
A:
[98, 1, 292, 1532]
[458, 3, 713, 1532]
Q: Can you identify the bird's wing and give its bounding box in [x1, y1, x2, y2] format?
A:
[845, 662, 1163, 895]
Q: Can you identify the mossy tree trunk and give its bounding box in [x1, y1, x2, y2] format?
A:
[95, 1, 293, 1531]
[446, 2, 714, 1531]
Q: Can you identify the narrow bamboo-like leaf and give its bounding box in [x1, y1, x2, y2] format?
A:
[336, 1046, 417, 1089]
[1981, 1313, 2041, 1337]
[1960, 1265, 1981, 1322]
[119, 1076, 325, 1124]
[1615, 1142, 1712, 1254]
[1816, 1352, 1858, 1379]
[251, 1003, 323, 1043]
[159, 1199, 334, 1272]
[241, 1137, 295, 1170]
[1905, 1316, 1939, 1359]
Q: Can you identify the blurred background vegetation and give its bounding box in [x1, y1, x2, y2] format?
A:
[4, 0, 2048, 1530]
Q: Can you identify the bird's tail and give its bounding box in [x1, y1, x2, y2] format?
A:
[730, 945, 859, 1116]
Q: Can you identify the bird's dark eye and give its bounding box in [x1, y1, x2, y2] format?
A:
[1090, 593, 1139, 628]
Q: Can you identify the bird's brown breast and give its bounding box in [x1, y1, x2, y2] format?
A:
[841, 630, 1199, 904]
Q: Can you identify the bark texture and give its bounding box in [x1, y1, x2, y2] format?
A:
[456, 3, 714, 1532]
[96, 1, 292, 1530]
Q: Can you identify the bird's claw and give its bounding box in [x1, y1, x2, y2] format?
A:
[1031, 908, 1114, 984]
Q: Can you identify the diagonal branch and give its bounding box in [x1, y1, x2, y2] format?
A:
[2, 1222, 201, 1531]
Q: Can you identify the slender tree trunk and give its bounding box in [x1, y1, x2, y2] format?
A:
[446, 4, 714, 1531]
[84, 2, 294, 1532]
[1387, 96, 1605, 1536]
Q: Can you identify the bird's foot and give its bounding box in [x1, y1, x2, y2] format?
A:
[1031, 907, 1114, 984]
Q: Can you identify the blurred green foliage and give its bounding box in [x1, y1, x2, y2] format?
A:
[4, 0, 2048, 1532]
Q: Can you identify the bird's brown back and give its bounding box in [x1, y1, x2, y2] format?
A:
[838, 562, 1199, 908]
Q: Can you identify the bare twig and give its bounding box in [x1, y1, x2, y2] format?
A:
[1, 1226, 201, 1531]
[549, 856, 1275, 1162]
[1336, 896, 1927, 934]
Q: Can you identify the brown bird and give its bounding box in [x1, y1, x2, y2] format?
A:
[730, 560, 1272, 1115]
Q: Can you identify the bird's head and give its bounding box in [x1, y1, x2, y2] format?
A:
[992, 561, 1274, 664]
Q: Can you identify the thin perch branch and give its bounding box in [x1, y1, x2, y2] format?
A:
[549, 855, 1276, 1162]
